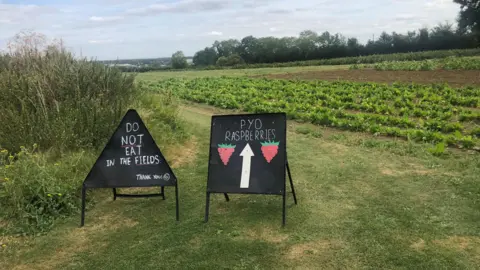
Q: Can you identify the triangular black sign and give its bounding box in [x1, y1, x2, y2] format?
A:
[83, 109, 177, 188]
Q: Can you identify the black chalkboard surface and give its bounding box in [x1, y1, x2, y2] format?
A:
[204, 112, 297, 226]
[207, 113, 286, 194]
[80, 109, 179, 226]
[83, 109, 176, 188]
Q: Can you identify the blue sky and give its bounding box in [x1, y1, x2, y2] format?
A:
[0, 0, 460, 60]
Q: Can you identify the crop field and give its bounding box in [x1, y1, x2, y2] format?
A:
[135, 64, 350, 81]
[350, 56, 480, 71]
[148, 76, 480, 150]
[138, 58, 480, 88]
[142, 54, 480, 151]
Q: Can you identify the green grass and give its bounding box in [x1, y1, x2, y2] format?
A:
[136, 64, 349, 81]
[2, 101, 479, 269]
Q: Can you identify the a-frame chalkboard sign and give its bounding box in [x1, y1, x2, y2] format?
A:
[80, 109, 179, 226]
[204, 112, 297, 226]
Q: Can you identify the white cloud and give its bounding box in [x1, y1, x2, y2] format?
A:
[395, 13, 417, 21]
[124, 0, 230, 16]
[88, 39, 114, 44]
[0, 0, 462, 60]
[89, 16, 124, 22]
[208, 31, 223, 36]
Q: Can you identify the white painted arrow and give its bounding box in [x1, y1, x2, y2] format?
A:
[239, 143, 254, 188]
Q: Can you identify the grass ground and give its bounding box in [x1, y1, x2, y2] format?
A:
[2, 101, 479, 269]
[136, 65, 350, 81]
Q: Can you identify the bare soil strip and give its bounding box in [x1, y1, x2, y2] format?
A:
[256, 69, 480, 87]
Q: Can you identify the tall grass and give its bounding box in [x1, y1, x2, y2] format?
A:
[0, 32, 186, 234]
[0, 31, 137, 153]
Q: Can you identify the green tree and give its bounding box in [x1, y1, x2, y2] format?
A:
[193, 47, 218, 66]
[216, 56, 228, 66]
[454, 0, 480, 42]
[190, 20, 477, 66]
[216, 54, 245, 66]
[171, 50, 188, 69]
[213, 39, 240, 58]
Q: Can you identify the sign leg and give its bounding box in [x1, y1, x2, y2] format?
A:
[175, 183, 179, 221]
[282, 189, 286, 227]
[286, 161, 297, 205]
[112, 188, 117, 201]
[223, 193, 230, 202]
[80, 185, 86, 227]
[204, 192, 211, 223]
[161, 186, 166, 200]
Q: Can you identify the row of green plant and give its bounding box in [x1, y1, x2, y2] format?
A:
[350, 56, 480, 71]
[119, 48, 480, 73]
[0, 32, 186, 235]
[150, 77, 480, 148]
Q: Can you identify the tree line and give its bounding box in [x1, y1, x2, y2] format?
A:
[191, 24, 477, 67]
[187, 0, 479, 68]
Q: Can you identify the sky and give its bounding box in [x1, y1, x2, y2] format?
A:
[0, 0, 461, 60]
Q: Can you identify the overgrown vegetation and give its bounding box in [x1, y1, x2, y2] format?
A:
[0, 32, 137, 153]
[0, 32, 186, 235]
[0, 146, 97, 235]
[152, 77, 480, 149]
[350, 56, 480, 71]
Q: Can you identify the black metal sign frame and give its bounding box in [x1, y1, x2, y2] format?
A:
[203, 112, 297, 226]
[80, 109, 179, 226]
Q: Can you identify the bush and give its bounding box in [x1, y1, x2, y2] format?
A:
[216, 56, 228, 66]
[171, 50, 188, 69]
[0, 145, 97, 234]
[0, 31, 138, 153]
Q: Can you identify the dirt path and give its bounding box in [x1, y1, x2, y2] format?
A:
[255, 69, 480, 87]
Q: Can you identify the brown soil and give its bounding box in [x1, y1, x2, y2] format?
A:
[256, 69, 480, 87]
